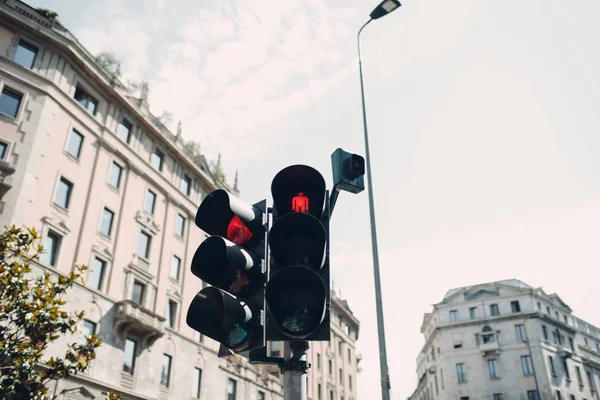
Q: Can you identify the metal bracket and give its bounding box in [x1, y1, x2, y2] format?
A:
[279, 358, 311, 374]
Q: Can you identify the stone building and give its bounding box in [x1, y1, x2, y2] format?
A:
[408, 279, 600, 400]
[0, 1, 360, 399]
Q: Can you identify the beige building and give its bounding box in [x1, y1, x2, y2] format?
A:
[408, 279, 600, 400]
[0, 1, 359, 399]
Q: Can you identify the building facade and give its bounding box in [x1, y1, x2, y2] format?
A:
[409, 279, 600, 400]
[0, 1, 360, 399]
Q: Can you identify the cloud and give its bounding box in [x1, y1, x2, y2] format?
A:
[145, 0, 357, 166]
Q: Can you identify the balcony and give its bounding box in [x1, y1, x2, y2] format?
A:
[480, 341, 500, 356]
[114, 300, 165, 345]
[0, 160, 16, 201]
[558, 345, 574, 359]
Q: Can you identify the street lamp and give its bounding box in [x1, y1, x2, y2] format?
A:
[357, 2, 401, 400]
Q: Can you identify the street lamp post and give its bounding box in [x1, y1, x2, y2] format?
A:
[357, 2, 401, 400]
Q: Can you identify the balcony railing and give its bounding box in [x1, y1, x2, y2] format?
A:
[480, 341, 500, 356]
[114, 300, 165, 345]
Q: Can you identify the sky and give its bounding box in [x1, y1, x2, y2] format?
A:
[29, 0, 600, 398]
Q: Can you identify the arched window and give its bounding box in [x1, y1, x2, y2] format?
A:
[482, 325, 496, 343]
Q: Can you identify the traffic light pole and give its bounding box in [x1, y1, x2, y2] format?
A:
[282, 341, 310, 400]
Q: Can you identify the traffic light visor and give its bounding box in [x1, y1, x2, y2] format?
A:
[186, 287, 254, 351]
[196, 189, 263, 242]
[271, 165, 326, 218]
[191, 237, 260, 295]
[265, 266, 327, 339]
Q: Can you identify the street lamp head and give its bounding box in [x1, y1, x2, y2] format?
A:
[370, 0, 401, 20]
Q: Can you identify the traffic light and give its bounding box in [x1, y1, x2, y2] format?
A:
[265, 165, 331, 341]
[331, 148, 365, 194]
[186, 189, 267, 354]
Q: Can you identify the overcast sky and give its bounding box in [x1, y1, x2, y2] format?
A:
[29, 0, 600, 398]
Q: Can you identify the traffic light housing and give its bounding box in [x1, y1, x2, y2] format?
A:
[186, 189, 267, 354]
[265, 165, 331, 341]
[331, 148, 365, 194]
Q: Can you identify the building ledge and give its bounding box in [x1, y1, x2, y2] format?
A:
[480, 341, 500, 356]
[114, 300, 165, 346]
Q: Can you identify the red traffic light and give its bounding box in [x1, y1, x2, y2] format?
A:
[227, 216, 253, 245]
[292, 192, 309, 213]
[271, 165, 326, 218]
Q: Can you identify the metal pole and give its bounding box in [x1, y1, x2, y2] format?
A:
[523, 316, 542, 399]
[358, 19, 391, 400]
[282, 341, 309, 400]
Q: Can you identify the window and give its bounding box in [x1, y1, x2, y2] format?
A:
[488, 359, 498, 379]
[328, 359, 332, 375]
[99, 207, 114, 237]
[511, 300, 521, 312]
[170, 255, 181, 280]
[515, 324, 526, 341]
[175, 214, 186, 237]
[569, 337, 574, 351]
[549, 356, 556, 376]
[257, 392, 265, 400]
[151, 149, 164, 171]
[40, 230, 60, 266]
[348, 348, 351, 362]
[482, 326, 496, 343]
[317, 353, 321, 370]
[138, 231, 151, 258]
[493, 394, 504, 400]
[74, 86, 97, 115]
[54, 177, 73, 209]
[553, 330, 559, 344]
[329, 390, 334, 400]
[570, 395, 575, 400]
[528, 390, 540, 400]
[563, 360, 571, 380]
[144, 189, 156, 214]
[271, 341, 281, 357]
[449, 310, 458, 322]
[0, 141, 7, 159]
[587, 371, 595, 391]
[118, 118, 133, 143]
[123, 338, 137, 374]
[547, 306, 551, 314]
[108, 161, 123, 189]
[166, 300, 178, 329]
[81, 320, 96, 344]
[181, 174, 192, 196]
[542, 325, 548, 340]
[318, 384, 322, 400]
[521, 355, 533, 375]
[349, 375, 352, 389]
[555, 311, 559, 319]
[13, 40, 38, 68]
[193, 368, 202, 398]
[564, 315, 568, 324]
[556, 390, 562, 400]
[88, 257, 106, 291]
[490, 303, 499, 316]
[537, 301, 541, 310]
[460, 397, 469, 400]
[0, 87, 23, 118]
[497, 330, 503, 344]
[227, 379, 237, 400]
[339, 368, 343, 383]
[440, 369, 444, 389]
[338, 339, 343, 354]
[456, 363, 466, 382]
[132, 281, 145, 305]
[66, 129, 84, 158]
[469, 307, 477, 319]
[160, 354, 172, 387]
[575, 366, 583, 386]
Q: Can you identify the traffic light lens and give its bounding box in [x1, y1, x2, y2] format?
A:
[227, 216, 253, 245]
[292, 192, 309, 213]
[225, 324, 250, 347]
